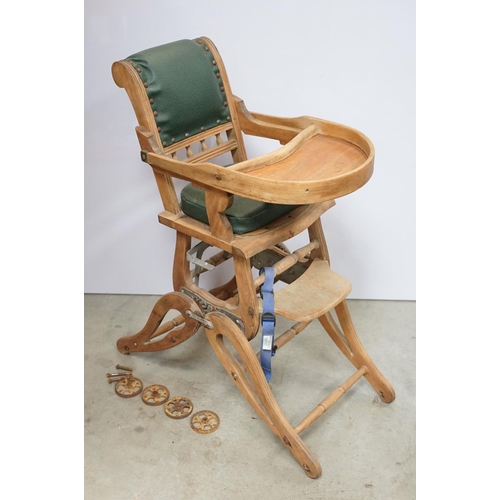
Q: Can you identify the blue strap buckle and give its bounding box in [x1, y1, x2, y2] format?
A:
[261, 311, 276, 326]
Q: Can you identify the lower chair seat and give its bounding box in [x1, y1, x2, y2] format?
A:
[180, 183, 299, 235]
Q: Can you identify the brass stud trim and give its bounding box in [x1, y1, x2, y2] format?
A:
[153, 111, 158, 117]
[157, 127, 161, 132]
[149, 98, 154, 104]
[144, 82, 149, 88]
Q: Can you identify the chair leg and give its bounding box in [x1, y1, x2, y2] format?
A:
[204, 311, 323, 479]
[319, 300, 396, 403]
[116, 292, 202, 354]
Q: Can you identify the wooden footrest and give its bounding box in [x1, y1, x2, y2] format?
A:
[274, 259, 351, 322]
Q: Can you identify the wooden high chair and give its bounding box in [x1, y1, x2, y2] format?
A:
[111, 37, 395, 479]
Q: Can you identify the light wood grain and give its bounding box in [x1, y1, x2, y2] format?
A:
[247, 135, 367, 181]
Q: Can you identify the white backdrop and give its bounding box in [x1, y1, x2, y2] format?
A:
[84, 0, 415, 300]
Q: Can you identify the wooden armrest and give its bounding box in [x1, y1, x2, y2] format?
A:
[234, 96, 308, 145]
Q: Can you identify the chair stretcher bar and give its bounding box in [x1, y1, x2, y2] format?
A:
[294, 366, 368, 435]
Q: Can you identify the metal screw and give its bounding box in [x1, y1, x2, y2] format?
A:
[116, 364, 133, 372]
[108, 376, 128, 384]
[106, 372, 130, 378]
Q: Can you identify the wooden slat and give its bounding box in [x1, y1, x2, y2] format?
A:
[162, 123, 233, 155]
[187, 139, 238, 164]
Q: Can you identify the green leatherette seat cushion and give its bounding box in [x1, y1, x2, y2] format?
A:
[181, 183, 299, 235]
[126, 39, 230, 146]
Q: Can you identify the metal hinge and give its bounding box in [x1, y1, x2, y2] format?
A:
[179, 287, 245, 332]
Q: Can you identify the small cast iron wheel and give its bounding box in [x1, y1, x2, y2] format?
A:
[141, 384, 170, 406]
[164, 396, 194, 419]
[190, 410, 220, 434]
[114, 376, 143, 398]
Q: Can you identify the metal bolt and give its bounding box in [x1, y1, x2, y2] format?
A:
[106, 372, 130, 378]
[108, 376, 128, 384]
[231, 372, 238, 380]
[116, 364, 133, 371]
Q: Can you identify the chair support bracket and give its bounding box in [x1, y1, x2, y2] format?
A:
[179, 287, 245, 332]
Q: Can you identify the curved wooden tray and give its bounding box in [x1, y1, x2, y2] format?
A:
[144, 119, 374, 205]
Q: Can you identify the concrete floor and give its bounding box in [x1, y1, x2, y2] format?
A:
[85, 294, 415, 500]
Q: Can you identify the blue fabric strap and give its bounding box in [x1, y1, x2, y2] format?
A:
[259, 267, 276, 382]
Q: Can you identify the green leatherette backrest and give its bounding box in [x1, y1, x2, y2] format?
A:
[126, 39, 231, 147]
